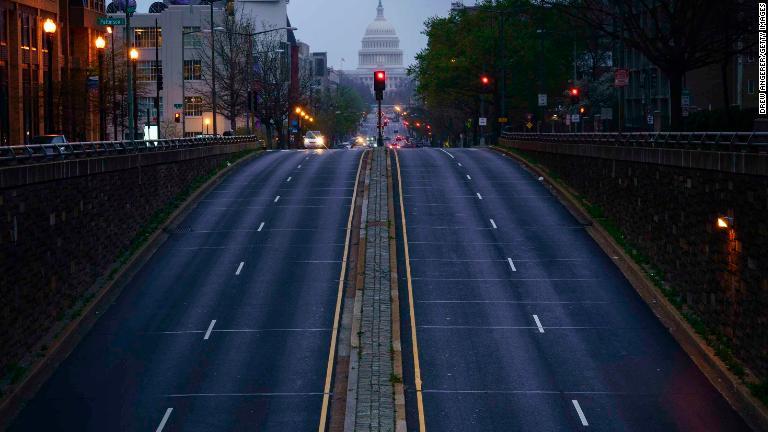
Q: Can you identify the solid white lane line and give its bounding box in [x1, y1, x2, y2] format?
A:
[204, 320, 217, 340]
[287, 176, 292, 182]
[257, 222, 265, 232]
[533, 315, 545, 333]
[572, 399, 589, 426]
[507, 258, 517, 272]
[490, 219, 497, 229]
[155, 408, 173, 432]
[274, 195, 281, 203]
[235, 261, 245, 275]
[476, 193, 483, 200]
[466, 174, 472, 180]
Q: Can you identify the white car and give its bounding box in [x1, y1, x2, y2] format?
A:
[304, 131, 326, 149]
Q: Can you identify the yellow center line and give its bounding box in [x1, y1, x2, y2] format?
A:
[318, 149, 367, 432]
[395, 149, 427, 432]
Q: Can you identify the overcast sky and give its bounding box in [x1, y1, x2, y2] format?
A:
[133, 0, 465, 70]
[287, 0, 462, 70]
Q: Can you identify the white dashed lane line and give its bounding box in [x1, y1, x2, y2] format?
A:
[257, 222, 265, 232]
[507, 258, 517, 272]
[274, 195, 281, 203]
[155, 408, 173, 432]
[287, 177, 292, 182]
[532, 315, 545, 333]
[572, 399, 589, 426]
[490, 219, 497, 229]
[235, 261, 245, 275]
[476, 193, 483, 200]
[204, 320, 217, 340]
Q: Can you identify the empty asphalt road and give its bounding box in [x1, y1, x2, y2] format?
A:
[10, 149, 363, 431]
[393, 147, 750, 431]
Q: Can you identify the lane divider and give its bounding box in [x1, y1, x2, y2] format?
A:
[274, 195, 281, 203]
[203, 320, 217, 340]
[235, 261, 245, 275]
[318, 151, 367, 432]
[395, 150, 427, 432]
[155, 408, 173, 432]
[257, 222, 265, 232]
[571, 399, 589, 426]
[287, 177, 292, 182]
[507, 258, 517, 272]
[490, 219, 497, 229]
[476, 193, 483, 200]
[466, 175, 472, 180]
[532, 315, 544, 333]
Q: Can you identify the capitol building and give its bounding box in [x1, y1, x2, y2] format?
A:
[344, 0, 412, 102]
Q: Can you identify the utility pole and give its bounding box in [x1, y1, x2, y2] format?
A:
[155, 18, 161, 138]
[210, 0, 217, 135]
[126, 5, 134, 144]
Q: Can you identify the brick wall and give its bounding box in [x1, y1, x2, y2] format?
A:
[500, 139, 768, 379]
[0, 142, 256, 375]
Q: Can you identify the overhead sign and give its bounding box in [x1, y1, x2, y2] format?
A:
[498, 117, 508, 123]
[614, 68, 629, 87]
[537, 94, 547, 107]
[478, 117, 487, 126]
[97, 17, 126, 26]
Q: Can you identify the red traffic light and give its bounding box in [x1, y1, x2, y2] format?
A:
[376, 71, 386, 81]
[570, 88, 579, 96]
[481, 76, 490, 85]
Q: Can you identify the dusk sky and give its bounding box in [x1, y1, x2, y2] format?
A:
[132, 0, 467, 70]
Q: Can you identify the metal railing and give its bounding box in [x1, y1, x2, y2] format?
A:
[500, 131, 768, 153]
[0, 136, 259, 165]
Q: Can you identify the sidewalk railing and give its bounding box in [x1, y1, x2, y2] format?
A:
[0, 136, 259, 165]
[500, 132, 768, 153]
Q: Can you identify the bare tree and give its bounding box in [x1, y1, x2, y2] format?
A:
[193, 7, 255, 133]
[252, 27, 291, 148]
[547, 0, 755, 130]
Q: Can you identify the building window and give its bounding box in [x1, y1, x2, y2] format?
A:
[184, 96, 203, 117]
[183, 27, 201, 48]
[747, 79, 755, 94]
[133, 27, 161, 48]
[138, 96, 163, 122]
[136, 60, 162, 81]
[184, 59, 202, 80]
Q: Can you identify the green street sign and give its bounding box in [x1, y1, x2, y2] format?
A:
[174, 104, 183, 109]
[97, 17, 126, 26]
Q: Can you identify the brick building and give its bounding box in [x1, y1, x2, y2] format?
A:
[0, 0, 105, 146]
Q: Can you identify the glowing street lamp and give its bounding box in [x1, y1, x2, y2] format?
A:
[204, 117, 211, 135]
[43, 18, 56, 134]
[43, 18, 57, 34]
[95, 36, 106, 140]
[717, 216, 733, 230]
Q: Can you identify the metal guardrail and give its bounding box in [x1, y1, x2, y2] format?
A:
[500, 132, 768, 152]
[0, 136, 259, 165]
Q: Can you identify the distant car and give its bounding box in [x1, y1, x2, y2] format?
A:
[31, 135, 68, 157]
[304, 130, 326, 149]
[30, 135, 67, 145]
[222, 130, 234, 137]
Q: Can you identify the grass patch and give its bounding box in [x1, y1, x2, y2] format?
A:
[498, 142, 765, 405]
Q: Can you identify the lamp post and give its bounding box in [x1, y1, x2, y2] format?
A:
[130, 48, 139, 140]
[204, 117, 210, 135]
[95, 36, 106, 141]
[107, 26, 117, 140]
[43, 18, 56, 135]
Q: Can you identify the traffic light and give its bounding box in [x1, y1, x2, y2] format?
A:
[174, 112, 181, 123]
[569, 87, 580, 104]
[481, 75, 490, 86]
[374, 70, 386, 101]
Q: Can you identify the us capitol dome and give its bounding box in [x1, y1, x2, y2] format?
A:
[345, 0, 411, 100]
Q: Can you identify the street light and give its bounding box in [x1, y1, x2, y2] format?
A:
[130, 48, 139, 140]
[106, 26, 117, 140]
[95, 36, 106, 140]
[204, 117, 211, 135]
[43, 18, 56, 136]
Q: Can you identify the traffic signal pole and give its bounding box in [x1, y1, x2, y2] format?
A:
[374, 70, 385, 147]
[377, 99, 383, 147]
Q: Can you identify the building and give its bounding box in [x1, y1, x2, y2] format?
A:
[343, 0, 411, 102]
[1, 0, 105, 145]
[109, 1, 227, 137]
[236, 0, 289, 35]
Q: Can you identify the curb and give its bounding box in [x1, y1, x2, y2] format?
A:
[491, 144, 768, 432]
[0, 147, 262, 428]
[387, 148, 407, 432]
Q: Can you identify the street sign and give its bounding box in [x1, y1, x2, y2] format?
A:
[479, 117, 487, 126]
[647, 114, 654, 125]
[537, 94, 547, 107]
[498, 117, 508, 123]
[174, 103, 183, 109]
[571, 114, 580, 123]
[526, 122, 534, 129]
[97, 17, 126, 26]
[614, 68, 629, 87]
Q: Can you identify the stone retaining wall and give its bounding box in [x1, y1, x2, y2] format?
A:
[0, 142, 257, 375]
[500, 139, 768, 379]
